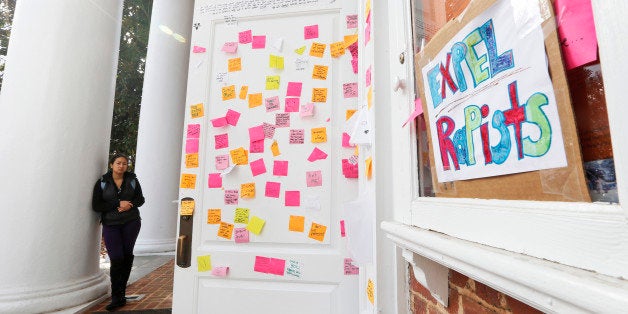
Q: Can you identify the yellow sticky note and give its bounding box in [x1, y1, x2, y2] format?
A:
[367, 86, 373, 109]
[366, 279, 375, 304]
[265, 75, 280, 90]
[309, 42, 326, 58]
[312, 65, 329, 80]
[354, 145, 359, 156]
[289, 215, 305, 232]
[308, 222, 327, 242]
[217, 221, 234, 239]
[190, 103, 204, 118]
[248, 93, 263, 108]
[180, 174, 196, 189]
[344, 34, 358, 47]
[222, 85, 236, 101]
[239, 85, 248, 99]
[346, 109, 356, 120]
[269, 54, 284, 69]
[246, 216, 266, 235]
[207, 209, 221, 224]
[295, 45, 306, 55]
[366, 156, 373, 180]
[240, 182, 255, 198]
[230, 147, 249, 165]
[365, 0, 371, 16]
[330, 41, 345, 58]
[197, 255, 212, 272]
[228, 57, 241, 72]
[271, 140, 280, 157]
[180, 199, 195, 216]
[185, 153, 199, 168]
[234, 207, 250, 224]
[311, 127, 327, 143]
[312, 88, 328, 103]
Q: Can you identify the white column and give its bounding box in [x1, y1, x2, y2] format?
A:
[0, 1, 123, 312]
[134, 0, 194, 253]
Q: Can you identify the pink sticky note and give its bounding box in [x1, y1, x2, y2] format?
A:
[351, 57, 358, 74]
[211, 266, 229, 277]
[366, 66, 372, 87]
[208, 173, 222, 188]
[307, 147, 328, 162]
[215, 133, 229, 149]
[249, 125, 265, 142]
[365, 19, 371, 45]
[250, 158, 267, 176]
[304, 25, 319, 39]
[192, 45, 206, 53]
[239, 30, 252, 44]
[300, 103, 315, 118]
[250, 139, 265, 153]
[225, 109, 241, 126]
[234, 227, 250, 243]
[306, 170, 322, 187]
[347, 42, 358, 58]
[216, 155, 229, 170]
[343, 82, 358, 98]
[285, 98, 300, 112]
[186, 138, 199, 154]
[342, 132, 353, 148]
[344, 258, 359, 275]
[265, 181, 281, 198]
[340, 220, 346, 237]
[225, 189, 239, 205]
[263, 122, 276, 139]
[187, 124, 200, 138]
[342, 159, 358, 178]
[275, 113, 290, 128]
[285, 191, 300, 206]
[555, 0, 598, 69]
[286, 82, 303, 97]
[402, 98, 424, 127]
[346, 14, 358, 29]
[269, 258, 286, 276]
[252, 35, 266, 49]
[211, 117, 228, 127]
[221, 42, 238, 53]
[273, 160, 288, 176]
[289, 129, 304, 144]
[254, 256, 271, 273]
[265, 96, 280, 112]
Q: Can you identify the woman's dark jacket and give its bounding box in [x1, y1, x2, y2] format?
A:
[92, 171, 145, 225]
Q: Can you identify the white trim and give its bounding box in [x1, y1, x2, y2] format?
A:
[382, 221, 628, 314]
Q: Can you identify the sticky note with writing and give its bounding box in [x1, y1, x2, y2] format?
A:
[265, 75, 280, 90]
[342, 159, 358, 178]
[214, 133, 229, 149]
[180, 174, 196, 189]
[366, 156, 373, 180]
[286, 260, 301, 278]
[300, 103, 315, 117]
[254, 256, 270, 273]
[250, 139, 264, 153]
[304, 24, 319, 39]
[312, 65, 329, 80]
[250, 158, 267, 176]
[343, 82, 358, 98]
[208, 173, 222, 188]
[289, 215, 305, 232]
[306, 170, 322, 187]
[308, 222, 327, 242]
[285, 98, 300, 112]
[185, 153, 199, 168]
[273, 160, 288, 176]
[225, 109, 241, 126]
[240, 183, 255, 198]
[227, 57, 241, 72]
[346, 14, 358, 28]
[211, 117, 228, 128]
[246, 216, 266, 235]
[311, 127, 327, 143]
[262, 123, 276, 139]
[238, 30, 252, 43]
[268, 258, 286, 276]
[248, 93, 263, 108]
[265, 181, 281, 198]
[211, 266, 229, 277]
[234, 227, 249, 243]
[234, 207, 250, 224]
[275, 113, 290, 128]
[289, 129, 304, 144]
[207, 209, 221, 224]
[222, 42, 238, 53]
[190, 103, 204, 118]
[197, 255, 212, 272]
[265, 96, 280, 112]
[342, 132, 353, 147]
[249, 125, 265, 142]
[217, 222, 234, 240]
[180, 199, 194, 216]
[286, 82, 302, 97]
[269, 54, 284, 69]
[187, 124, 200, 138]
[222, 85, 236, 100]
[230, 147, 248, 165]
[309, 42, 326, 57]
[330, 41, 345, 58]
[311, 88, 328, 103]
[307, 147, 328, 162]
[344, 258, 359, 275]
[239, 85, 248, 99]
[367, 279, 375, 304]
[215, 154, 229, 170]
[285, 190, 300, 206]
[224, 189, 239, 205]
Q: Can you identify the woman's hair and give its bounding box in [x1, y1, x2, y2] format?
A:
[109, 153, 129, 165]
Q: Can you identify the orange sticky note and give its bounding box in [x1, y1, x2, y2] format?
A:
[312, 88, 328, 103]
[191, 103, 204, 118]
[248, 93, 263, 108]
[346, 109, 356, 120]
[309, 42, 326, 58]
[367, 86, 373, 109]
[222, 85, 236, 101]
[367, 279, 375, 304]
[365, 156, 373, 180]
[180, 199, 195, 216]
[271, 140, 280, 157]
[228, 57, 241, 72]
[289, 215, 305, 232]
[311, 127, 327, 143]
[312, 65, 329, 80]
[185, 153, 199, 168]
[240, 182, 255, 198]
[239, 85, 248, 99]
[180, 174, 196, 189]
[246, 216, 266, 235]
[207, 209, 221, 224]
[330, 41, 345, 58]
[308, 222, 327, 242]
[217, 222, 234, 239]
[344, 34, 358, 47]
[230, 147, 249, 165]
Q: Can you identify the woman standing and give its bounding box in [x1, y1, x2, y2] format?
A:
[92, 153, 145, 311]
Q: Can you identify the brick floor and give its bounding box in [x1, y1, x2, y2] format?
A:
[86, 259, 174, 313]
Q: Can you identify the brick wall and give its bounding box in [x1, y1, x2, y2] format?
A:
[409, 265, 543, 314]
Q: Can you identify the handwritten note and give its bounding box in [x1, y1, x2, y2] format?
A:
[265, 96, 280, 112]
[227, 57, 241, 72]
[306, 170, 322, 187]
[222, 85, 236, 101]
[265, 75, 280, 90]
[193, 45, 206, 53]
[265, 181, 281, 198]
[234, 207, 250, 224]
[239, 85, 248, 99]
[286, 260, 301, 278]
[555, 0, 598, 69]
[330, 41, 345, 58]
[190, 103, 204, 118]
[342, 159, 358, 178]
[252, 35, 266, 49]
[309, 42, 326, 58]
[238, 30, 252, 43]
[217, 221, 234, 239]
[215, 155, 229, 170]
[311, 127, 327, 143]
[240, 182, 255, 198]
[271, 140, 280, 156]
[289, 129, 304, 144]
[197, 255, 212, 272]
[312, 65, 329, 80]
[222, 42, 238, 53]
[343, 82, 358, 98]
[344, 258, 359, 275]
[230, 147, 248, 165]
[304, 24, 319, 39]
[211, 117, 228, 127]
[207, 209, 221, 224]
[234, 227, 249, 243]
[246, 216, 266, 235]
[346, 14, 358, 28]
[248, 125, 265, 142]
[307, 147, 328, 162]
[224, 189, 239, 205]
[289, 215, 305, 232]
[180, 174, 196, 189]
[185, 153, 199, 168]
[300, 103, 315, 117]
[311, 88, 328, 103]
[180, 199, 194, 216]
[214, 133, 229, 149]
[248, 93, 263, 108]
[262, 122, 276, 139]
[308, 222, 327, 242]
[273, 160, 288, 176]
[226, 109, 241, 126]
[187, 124, 200, 138]
[285, 190, 300, 206]
[367, 279, 375, 304]
[250, 139, 264, 153]
[250, 158, 267, 176]
[285, 98, 300, 112]
[275, 113, 290, 127]
[208, 173, 222, 188]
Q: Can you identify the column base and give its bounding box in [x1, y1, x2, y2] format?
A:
[0, 271, 109, 313]
[134, 238, 176, 254]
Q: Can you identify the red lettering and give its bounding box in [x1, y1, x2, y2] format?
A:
[440, 53, 458, 99]
[503, 82, 526, 159]
[436, 116, 459, 171]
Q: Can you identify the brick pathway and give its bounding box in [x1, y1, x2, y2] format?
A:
[86, 259, 174, 313]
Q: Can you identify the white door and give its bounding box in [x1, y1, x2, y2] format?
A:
[173, 1, 360, 313]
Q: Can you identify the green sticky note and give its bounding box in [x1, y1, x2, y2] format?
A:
[197, 255, 212, 272]
[295, 45, 306, 55]
[234, 207, 250, 224]
[265, 75, 280, 90]
[246, 216, 266, 235]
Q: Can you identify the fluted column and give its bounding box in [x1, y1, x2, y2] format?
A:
[0, 0, 123, 312]
[133, 0, 194, 253]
